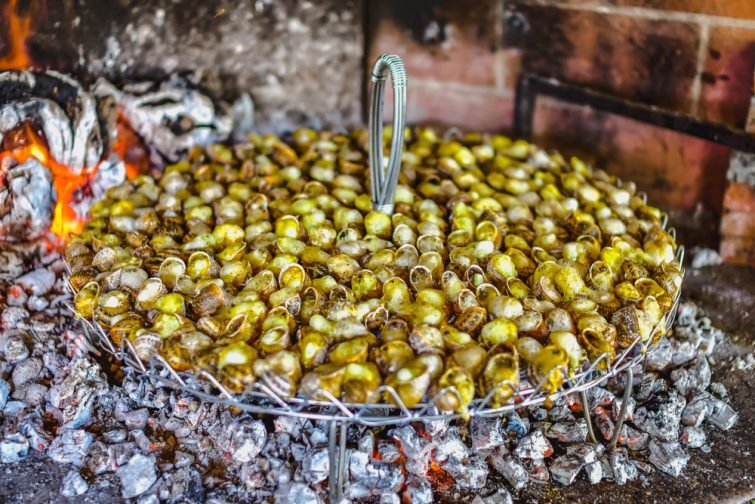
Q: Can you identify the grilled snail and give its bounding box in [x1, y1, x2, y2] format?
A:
[66, 127, 682, 413]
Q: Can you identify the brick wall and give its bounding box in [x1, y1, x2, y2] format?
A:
[368, 0, 755, 261]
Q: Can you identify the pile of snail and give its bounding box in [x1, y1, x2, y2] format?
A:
[66, 127, 682, 413]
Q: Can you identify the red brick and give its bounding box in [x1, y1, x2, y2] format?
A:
[546, 1, 755, 19]
[720, 236, 755, 266]
[503, 2, 701, 112]
[724, 182, 755, 213]
[532, 100, 730, 215]
[368, 0, 501, 88]
[384, 85, 513, 132]
[720, 211, 755, 238]
[699, 26, 755, 128]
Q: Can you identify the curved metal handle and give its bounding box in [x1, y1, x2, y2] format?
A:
[369, 53, 407, 214]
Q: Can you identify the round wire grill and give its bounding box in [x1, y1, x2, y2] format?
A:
[64, 241, 684, 428]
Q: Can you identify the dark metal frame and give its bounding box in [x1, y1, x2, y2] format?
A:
[514, 74, 755, 153]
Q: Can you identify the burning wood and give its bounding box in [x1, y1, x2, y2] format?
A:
[93, 76, 234, 165]
[0, 68, 244, 244]
[0, 235, 747, 501]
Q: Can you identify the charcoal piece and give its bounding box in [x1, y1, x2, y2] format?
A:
[513, 431, 553, 460]
[61, 470, 89, 497]
[566, 443, 604, 464]
[633, 391, 686, 441]
[274, 482, 319, 504]
[0, 379, 10, 409]
[124, 408, 150, 430]
[645, 336, 673, 370]
[48, 429, 93, 466]
[347, 451, 404, 499]
[490, 453, 528, 490]
[0, 159, 54, 241]
[116, 453, 158, 498]
[471, 415, 504, 450]
[681, 392, 710, 427]
[546, 403, 572, 422]
[301, 448, 329, 484]
[594, 406, 616, 441]
[403, 477, 434, 504]
[705, 396, 739, 431]
[2, 337, 29, 364]
[611, 396, 636, 423]
[472, 489, 513, 504]
[446, 455, 488, 489]
[621, 424, 649, 451]
[708, 382, 728, 400]
[435, 428, 469, 464]
[648, 440, 689, 476]
[670, 339, 697, 366]
[11, 357, 43, 386]
[546, 420, 588, 443]
[15, 268, 56, 296]
[103, 429, 128, 444]
[380, 493, 401, 504]
[549, 455, 584, 485]
[671, 356, 711, 397]
[680, 426, 706, 449]
[0, 433, 29, 463]
[609, 448, 636, 485]
[585, 461, 602, 484]
[586, 387, 616, 412]
[231, 420, 267, 463]
[174, 451, 195, 469]
[357, 430, 375, 453]
[527, 459, 550, 482]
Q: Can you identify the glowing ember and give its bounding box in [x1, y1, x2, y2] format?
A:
[113, 112, 150, 179]
[0, 121, 146, 242]
[0, 0, 32, 70]
[0, 124, 94, 240]
[427, 460, 454, 490]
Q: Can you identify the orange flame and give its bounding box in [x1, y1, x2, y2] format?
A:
[0, 121, 147, 243]
[0, 0, 32, 70]
[113, 112, 150, 179]
[0, 124, 95, 240]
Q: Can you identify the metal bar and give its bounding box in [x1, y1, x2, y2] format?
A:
[328, 420, 339, 500]
[515, 74, 755, 152]
[608, 366, 634, 450]
[579, 390, 598, 443]
[514, 73, 536, 140]
[369, 53, 407, 214]
[338, 421, 348, 501]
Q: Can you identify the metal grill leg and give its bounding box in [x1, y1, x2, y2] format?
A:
[579, 390, 598, 443]
[328, 420, 349, 503]
[608, 367, 634, 450]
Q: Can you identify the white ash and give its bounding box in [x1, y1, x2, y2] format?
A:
[93, 76, 236, 165]
[0, 71, 104, 172]
[61, 469, 89, 497]
[0, 158, 55, 242]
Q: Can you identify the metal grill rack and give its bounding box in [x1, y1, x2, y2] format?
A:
[64, 56, 690, 502]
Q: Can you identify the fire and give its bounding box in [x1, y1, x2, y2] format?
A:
[0, 0, 32, 70]
[427, 460, 454, 490]
[0, 121, 147, 242]
[0, 124, 95, 240]
[113, 112, 150, 179]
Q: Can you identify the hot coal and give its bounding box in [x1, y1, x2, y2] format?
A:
[0, 71, 104, 172]
[0, 158, 55, 241]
